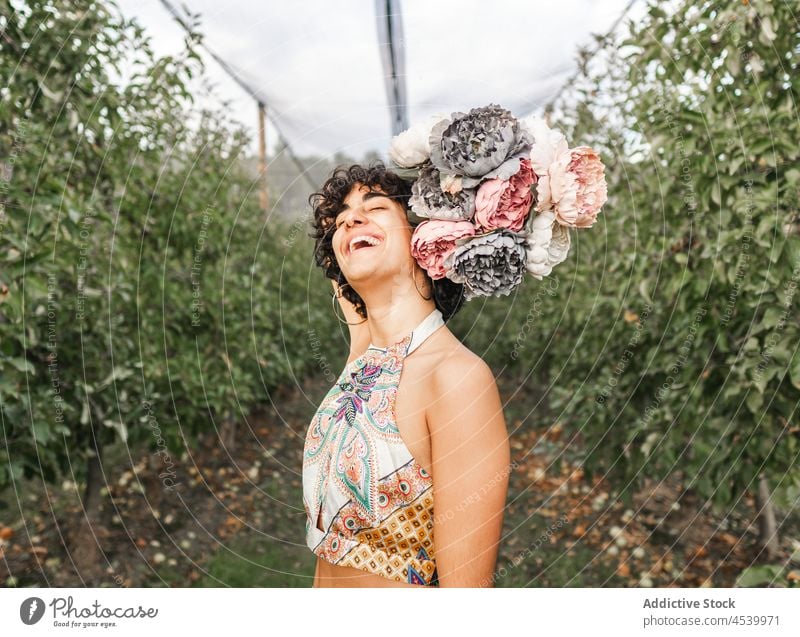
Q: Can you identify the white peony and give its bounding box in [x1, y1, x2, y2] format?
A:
[524, 209, 571, 279]
[521, 115, 568, 169]
[388, 113, 447, 168]
[520, 115, 569, 212]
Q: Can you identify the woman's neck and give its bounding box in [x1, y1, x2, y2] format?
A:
[363, 298, 437, 349]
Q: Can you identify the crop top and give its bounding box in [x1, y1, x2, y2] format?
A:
[302, 307, 445, 587]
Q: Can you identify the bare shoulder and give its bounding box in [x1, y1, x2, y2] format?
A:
[425, 333, 503, 436]
[432, 340, 497, 394]
[412, 326, 489, 378]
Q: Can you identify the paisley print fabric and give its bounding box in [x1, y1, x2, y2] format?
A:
[302, 308, 445, 586]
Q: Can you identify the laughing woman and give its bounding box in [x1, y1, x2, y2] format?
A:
[302, 163, 511, 588]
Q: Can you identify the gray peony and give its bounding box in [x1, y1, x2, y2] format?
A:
[443, 229, 527, 300]
[409, 163, 476, 221]
[429, 104, 533, 189]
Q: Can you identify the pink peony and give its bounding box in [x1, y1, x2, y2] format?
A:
[546, 146, 608, 228]
[411, 219, 476, 279]
[473, 158, 536, 232]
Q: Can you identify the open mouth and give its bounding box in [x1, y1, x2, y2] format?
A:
[348, 234, 384, 254]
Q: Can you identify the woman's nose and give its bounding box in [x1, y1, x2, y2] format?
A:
[343, 209, 365, 227]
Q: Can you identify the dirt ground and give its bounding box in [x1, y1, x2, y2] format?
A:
[1, 375, 798, 588]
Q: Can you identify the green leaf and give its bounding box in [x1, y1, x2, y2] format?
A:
[6, 358, 34, 374]
[31, 420, 52, 445]
[639, 280, 653, 305]
[760, 307, 784, 330]
[746, 390, 764, 413]
[8, 461, 24, 481]
[728, 155, 744, 175]
[97, 366, 134, 390]
[769, 240, 783, 264]
[752, 372, 768, 394]
[790, 349, 800, 390]
[736, 565, 784, 587]
[711, 182, 721, 205]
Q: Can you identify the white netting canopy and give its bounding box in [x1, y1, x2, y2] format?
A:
[118, 0, 641, 159]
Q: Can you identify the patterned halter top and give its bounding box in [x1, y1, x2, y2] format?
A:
[302, 307, 445, 587]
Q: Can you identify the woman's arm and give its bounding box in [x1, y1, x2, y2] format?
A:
[331, 279, 371, 364]
[428, 354, 511, 587]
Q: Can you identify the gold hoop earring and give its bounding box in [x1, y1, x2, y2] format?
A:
[332, 282, 368, 325]
[413, 269, 433, 301]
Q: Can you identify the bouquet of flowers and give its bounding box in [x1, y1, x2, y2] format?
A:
[388, 104, 608, 301]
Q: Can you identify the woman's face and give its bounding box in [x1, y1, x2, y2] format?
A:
[331, 183, 414, 284]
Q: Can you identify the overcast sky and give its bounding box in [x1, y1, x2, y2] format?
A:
[115, 0, 644, 159]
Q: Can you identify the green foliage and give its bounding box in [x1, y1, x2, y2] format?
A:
[531, 0, 800, 509]
[0, 0, 335, 489]
[736, 563, 800, 588]
[3, 0, 797, 525]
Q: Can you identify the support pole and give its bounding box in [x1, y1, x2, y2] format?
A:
[257, 101, 268, 213]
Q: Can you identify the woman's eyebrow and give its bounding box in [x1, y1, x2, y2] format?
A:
[363, 191, 390, 202]
[337, 191, 390, 214]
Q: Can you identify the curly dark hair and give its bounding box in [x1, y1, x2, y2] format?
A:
[308, 162, 465, 321]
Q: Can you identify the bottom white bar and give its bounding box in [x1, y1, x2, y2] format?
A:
[2, 588, 798, 636]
